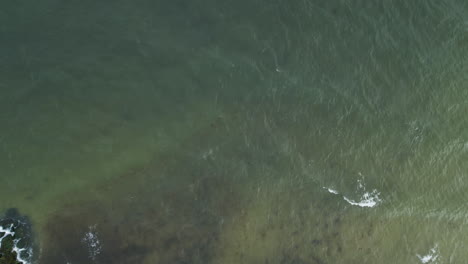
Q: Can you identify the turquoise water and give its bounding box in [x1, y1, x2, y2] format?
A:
[1, 0, 468, 263]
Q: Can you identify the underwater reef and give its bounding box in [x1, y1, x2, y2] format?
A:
[0, 208, 34, 264]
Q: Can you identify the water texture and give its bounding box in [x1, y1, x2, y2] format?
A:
[1, 0, 468, 263]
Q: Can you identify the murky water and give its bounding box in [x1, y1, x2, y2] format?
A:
[1, 0, 468, 263]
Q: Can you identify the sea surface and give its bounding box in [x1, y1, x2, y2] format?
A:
[1, 0, 468, 263]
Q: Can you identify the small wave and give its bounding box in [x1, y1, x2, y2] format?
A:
[417, 245, 440, 263]
[323, 187, 339, 194]
[343, 189, 382, 208]
[323, 179, 382, 208]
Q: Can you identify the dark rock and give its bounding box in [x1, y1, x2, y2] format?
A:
[0, 208, 34, 264]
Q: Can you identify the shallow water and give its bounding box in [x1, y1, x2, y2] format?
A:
[1, 0, 468, 263]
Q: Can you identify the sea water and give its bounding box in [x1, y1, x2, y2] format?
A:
[1, 0, 468, 263]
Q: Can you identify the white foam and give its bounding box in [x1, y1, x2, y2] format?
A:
[12, 238, 32, 264]
[0, 224, 15, 248]
[82, 225, 102, 261]
[0, 223, 32, 264]
[343, 189, 382, 208]
[417, 245, 439, 263]
[323, 187, 339, 194]
[323, 179, 382, 208]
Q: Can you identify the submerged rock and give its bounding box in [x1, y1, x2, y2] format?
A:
[0, 208, 34, 264]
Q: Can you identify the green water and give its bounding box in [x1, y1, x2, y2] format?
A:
[1, 0, 468, 263]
